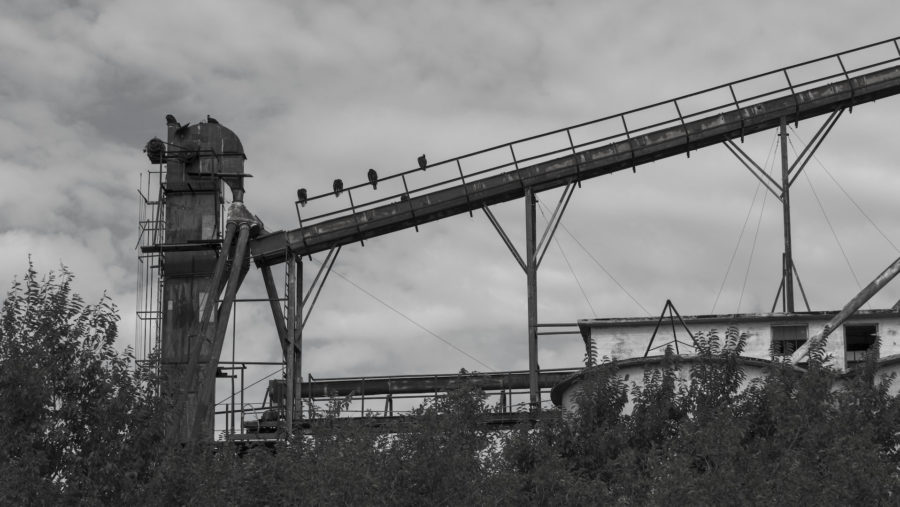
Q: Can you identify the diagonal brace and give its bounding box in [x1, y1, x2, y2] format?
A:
[192, 223, 251, 439]
[302, 245, 340, 330]
[170, 221, 236, 443]
[261, 264, 292, 358]
[787, 108, 843, 187]
[724, 140, 783, 200]
[535, 182, 576, 268]
[791, 254, 900, 364]
[483, 205, 526, 272]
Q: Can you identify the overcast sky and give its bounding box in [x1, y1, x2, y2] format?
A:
[4, 1, 900, 417]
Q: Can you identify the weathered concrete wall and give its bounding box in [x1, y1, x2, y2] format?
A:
[556, 356, 773, 416]
[583, 310, 900, 372]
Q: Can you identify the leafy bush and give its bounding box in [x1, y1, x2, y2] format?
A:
[0, 263, 163, 504]
[4, 266, 900, 504]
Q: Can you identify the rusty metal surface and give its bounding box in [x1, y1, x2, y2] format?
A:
[251, 64, 900, 266]
[240, 410, 556, 436]
[284, 369, 580, 398]
[153, 117, 252, 443]
[139, 241, 222, 253]
[525, 189, 539, 408]
[163, 118, 247, 200]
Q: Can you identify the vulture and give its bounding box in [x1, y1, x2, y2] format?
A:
[297, 188, 308, 206]
[333, 179, 344, 197]
[367, 168, 378, 189]
[207, 115, 219, 124]
[165, 114, 178, 125]
[417, 154, 427, 170]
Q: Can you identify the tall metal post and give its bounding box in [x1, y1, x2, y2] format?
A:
[525, 188, 539, 409]
[286, 255, 296, 436]
[294, 255, 303, 422]
[780, 117, 795, 312]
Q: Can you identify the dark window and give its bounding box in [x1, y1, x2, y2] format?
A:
[845, 324, 877, 363]
[771, 325, 808, 355]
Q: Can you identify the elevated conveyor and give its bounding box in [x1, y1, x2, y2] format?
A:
[251, 38, 900, 266]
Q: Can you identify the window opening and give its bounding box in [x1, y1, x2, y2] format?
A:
[845, 324, 877, 363]
[771, 324, 808, 355]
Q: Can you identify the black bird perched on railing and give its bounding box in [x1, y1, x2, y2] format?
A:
[333, 179, 343, 197]
[297, 188, 308, 206]
[207, 115, 219, 124]
[367, 168, 378, 189]
[417, 154, 427, 170]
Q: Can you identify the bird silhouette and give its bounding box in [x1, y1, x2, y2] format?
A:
[333, 179, 344, 197]
[165, 114, 178, 125]
[207, 115, 219, 124]
[297, 188, 308, 206]
[367, 168, 378, 189]
[418, 154, 427, 170]
[175, 122, 191, 136]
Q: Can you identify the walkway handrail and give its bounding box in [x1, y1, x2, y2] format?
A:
[293, 37, 900, 226]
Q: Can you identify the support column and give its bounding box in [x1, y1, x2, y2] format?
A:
[486, 184, 573, 410]
[525, 188, 539, 410]
[780, 117, 795, 312]
[286, 255, 297, 436]
[294, 255, 303, 421]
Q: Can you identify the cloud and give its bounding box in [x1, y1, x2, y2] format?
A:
[3, 0, 900, 430]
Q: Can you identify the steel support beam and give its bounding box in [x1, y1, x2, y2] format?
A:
[192, 223, 251, 440]
[286, 254, 298, 436]
[724, 140, 783, 199]
[780, 117, 795, 312]
[261, 265, 290, 357]
[787, 108, 843, 187]
[793, 262, 812, 312]
[525, 188, 539, 410]
[483, 185, 575, 410]
[294, 256, 303, 421]
[483, 205, 526, 272]
[791, 254, 900, 365]
[171, 222, 235, 444]
[294, 369, 579, 398]
[302, 246, 340, 329]
[732, 110, 842, 314]
[535, 182, 576, 268]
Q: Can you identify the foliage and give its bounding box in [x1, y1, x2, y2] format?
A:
[0, 262, 164, 504]
[583, 335, 598, 367]
[4, 265, 900, 504]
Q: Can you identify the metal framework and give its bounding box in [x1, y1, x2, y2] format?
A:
[138, 37, 900, 441]
[643, 300, 698, 357]
[482, 183, 577, 407]
[725, 108, 844, 313]
[251, 38, 900, 264]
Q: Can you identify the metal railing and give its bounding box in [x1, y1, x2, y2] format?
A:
[294, 37, 900, 230]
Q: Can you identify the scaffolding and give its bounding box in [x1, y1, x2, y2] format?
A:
[135, 166, 166, 365]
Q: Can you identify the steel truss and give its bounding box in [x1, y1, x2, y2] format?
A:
[725, 108, 844, 313]
[484, 182, 577, 408]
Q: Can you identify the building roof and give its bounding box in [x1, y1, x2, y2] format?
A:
[576, 308, 900, 341]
